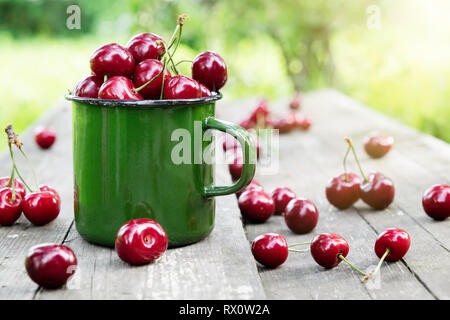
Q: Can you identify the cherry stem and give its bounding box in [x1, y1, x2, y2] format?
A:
[173, 59, 193, 68]
[8, 144, 32, 193]
[288, 248, 309, 253]
[103, 75, 108, 83]
[288, 241, 311, 247]
[343, 145, 351, 181]
[362, 248, 390, 283]
[7, 145, 16, 202]
[18, 148, 39, 192]
[338, 254, 367, 276]
[344, 137, 367, 181]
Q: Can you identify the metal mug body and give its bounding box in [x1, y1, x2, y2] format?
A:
[68, 94, 255, 247]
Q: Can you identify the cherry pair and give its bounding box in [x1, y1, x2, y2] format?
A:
[0, 125, 60, 227]
[326, 137, 395, 210]
[74, 16, 227, 101]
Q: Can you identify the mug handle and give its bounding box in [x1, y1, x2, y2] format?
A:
[201, 117, 256, 197]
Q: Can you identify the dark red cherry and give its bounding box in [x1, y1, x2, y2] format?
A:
[364, 132, 394, 158]
[133, 59, 171, 99]
[271, 187, 296, 215]
[284, 198, 319, 234]
[360, 172, 395, 210]
[238, 190, 275, 222]
[236, 180, 263, 198]
[163, 75, 201, 99]
[199, 83, 212, 97]
[251, 233, 288, 268]
[0, 187, 22, 226]
[90, 43, 134, 77]
[73, 75, 103, 98]
[22, 187, 61, 226]
[25, 244, 77, 288]
[310, 233, 349, 268]
[115, 218, 168, 265]
[126, 33, 165, 64]
[374, 228, 410, 262]
[326, 173, 361, 210]
[289, 94, 302, 110]
[0, 177, 26, 199]
[422, 184, 450, 220]
[34, 128, 56, 149]
[98, 76, 143, 100]
[192, 51, 227, 91]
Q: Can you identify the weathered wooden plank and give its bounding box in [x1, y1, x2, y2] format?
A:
[218, 95, 434, 299]
[0, 101, 74, 299]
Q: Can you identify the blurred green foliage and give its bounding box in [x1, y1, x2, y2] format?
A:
[0, 0, 449, 145]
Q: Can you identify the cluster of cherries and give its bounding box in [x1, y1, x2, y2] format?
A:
[225, 96, 311, 180]
[0, 125, 61, 227]
[239, 96, 311, 133]
[72, 15, 227, 101]
[25, 218, 168, 288]
[236, 180, 319, 234]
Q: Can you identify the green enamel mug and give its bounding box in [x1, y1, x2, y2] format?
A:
[66, 93, 256, 247]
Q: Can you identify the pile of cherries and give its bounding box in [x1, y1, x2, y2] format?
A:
[239, 96, 311, 133]
[72, 15, 227, 101]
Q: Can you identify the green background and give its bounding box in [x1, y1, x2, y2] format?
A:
[1, 0, 449, 143]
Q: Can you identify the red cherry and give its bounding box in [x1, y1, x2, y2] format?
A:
[199, 83, 212, 97]
[271, 187, 296, 215]
[236, 180, 263, 198]
[35, 128, 56, 149]
[289, 94, 302, 110]
[0, 187, 22, 226]
[98, 76, 143, 100]
[163, 75, 201, 99]
[115, 218, 168, 265]
[25, 244, 77, 288]
[133, 59, 171, 99]
[126, 33, 165, 64]
[360, 172, 395, 210]
[422, 184, 450, 220]
[374, 228, 410, 262]
[270, 116, 295, 133]
[364, 132, 394, 158]
[310, 233, 349, 268]
[238, 190, 275, 222]
[192, 51, 228, 91]
[39, 185, 61, 202]
[284, 198, 319, 234]
[73, 75, 103, 98]
[22, 187, 61, 226]
[90, 43, 134, 77]
[326, 173, 361, 210]
[251, 233, 288, 268]
[0, 177, 26, 199]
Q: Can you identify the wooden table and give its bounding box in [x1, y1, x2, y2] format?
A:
[0, 89, 449, 300]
